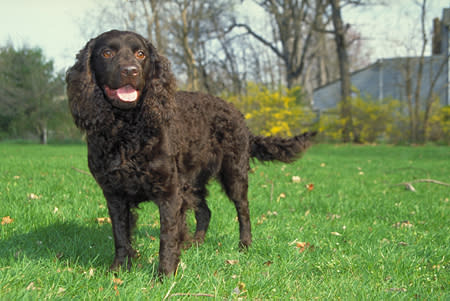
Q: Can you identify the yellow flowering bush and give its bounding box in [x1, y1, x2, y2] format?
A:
[227, 83, 315, 137]
[319, 92, 405, 143]
[428, 106, 450, 144]
[319, 89, 449, 144]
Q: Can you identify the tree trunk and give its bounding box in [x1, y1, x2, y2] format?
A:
[413, 0, 428, 143]
[181, 3, 199, 91]
[149, 0, 163, 49]
[330, 0, 353, 142]
[404, 59, 416, 143]
[40, 125, 48, 145]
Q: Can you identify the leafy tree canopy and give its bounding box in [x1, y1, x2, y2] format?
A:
[0, 45, 67, 143]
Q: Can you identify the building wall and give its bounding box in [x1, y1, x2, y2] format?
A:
[313, 56, 449, 111]
[313, 7, 450, 112]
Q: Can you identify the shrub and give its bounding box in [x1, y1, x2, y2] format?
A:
[226, 83, 316, 136]
[319, 92, 404, 143]
[428, 106, 450, 144]
[318, 89, 449, 144]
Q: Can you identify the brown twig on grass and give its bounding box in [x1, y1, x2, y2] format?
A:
[393, 179, 450, 191]
[169, 293, 215, 298]
[71, 167, 91, 176]
[394, 179, 450, 186]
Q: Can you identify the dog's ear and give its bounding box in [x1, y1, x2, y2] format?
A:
[66, 37, 113, 133]
[141, 41, 177, 125]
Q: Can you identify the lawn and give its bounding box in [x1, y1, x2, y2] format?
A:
[0, 143, 448, 299]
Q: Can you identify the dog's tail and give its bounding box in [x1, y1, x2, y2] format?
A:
[249, 132, 317, 163]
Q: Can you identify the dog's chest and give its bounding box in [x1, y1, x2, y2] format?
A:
[87, 129, 169, 198]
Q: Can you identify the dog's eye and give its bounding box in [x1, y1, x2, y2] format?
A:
[102, 49, 114, 59]
[135, 50, 146, 59]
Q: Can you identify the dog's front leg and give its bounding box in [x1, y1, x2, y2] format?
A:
[158, 197, 183, 276]
[105, 192, 137, 271]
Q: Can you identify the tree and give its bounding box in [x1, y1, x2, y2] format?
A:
[328, 0, 353, 142]
[231, 0, 328, 89]
[0, 45, 65, 143]
[317, 0, 376, 142]
[81, 0, 239, 94]
[398, 0, 448, 143]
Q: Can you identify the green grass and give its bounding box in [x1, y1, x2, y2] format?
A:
[0, 144, 448, 299]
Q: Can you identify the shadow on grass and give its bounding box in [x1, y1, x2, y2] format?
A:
[0, 221, 161, 274]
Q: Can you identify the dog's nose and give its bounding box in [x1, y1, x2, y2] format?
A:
[121, 65, 138, 77]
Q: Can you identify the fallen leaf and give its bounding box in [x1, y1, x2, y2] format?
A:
[296, 242, 314, 253]
[1, 216, 14, 225]
[13, 175, 20, 179]
[263, 260, 273, 266]
[276, 193, 286, 202]
[432, 264, 441, 270]
[257, 214, 267, 225]
[57, 287, 66, 295]
[96, 217, 112, 225]
[238, 281, 246, 291]
[304, 210, 310, 217]
[306, 183, 314, 191]
[327, 214, 341, 220]
[292, 176, 301, 183]
[53, 207, 59, 214]
[27, 193, 40, 200]
[26, 282, 35, 291]
[113, 278, 124, 285]
[320, 163, 326, 167]
[381, 238, 390, 244]
[392, 221, 413, 228]
[331, 232, 342, 236]
[225, 259, 239, 265]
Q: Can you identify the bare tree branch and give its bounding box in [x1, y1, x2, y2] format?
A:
[229, 23, 284, 59]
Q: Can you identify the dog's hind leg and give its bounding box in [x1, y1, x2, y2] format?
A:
[193, 198, 211, 244]
[220, 158, 252, 249]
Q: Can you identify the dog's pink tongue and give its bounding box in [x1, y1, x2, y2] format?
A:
[116, 85, 138, 102]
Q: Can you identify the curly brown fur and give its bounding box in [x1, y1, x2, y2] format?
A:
[66, 30, 316, 277]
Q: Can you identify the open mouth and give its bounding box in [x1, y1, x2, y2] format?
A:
[104, 85, 140, 103]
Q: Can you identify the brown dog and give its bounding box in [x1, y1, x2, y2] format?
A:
[66, 30, 315, 276]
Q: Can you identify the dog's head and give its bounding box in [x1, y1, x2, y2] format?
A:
[90, 30, 152, 109]
[66, 30, 176, 132]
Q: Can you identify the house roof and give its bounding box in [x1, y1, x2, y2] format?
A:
[313, 55, 447, 93]
[312, 55, 449, 110]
